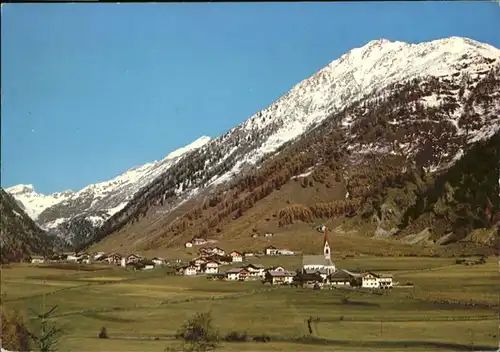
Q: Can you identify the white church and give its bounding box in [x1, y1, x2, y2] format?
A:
[301, 229, 336, 279]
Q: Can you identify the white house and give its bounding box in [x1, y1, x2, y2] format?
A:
[192, 238, 207, 246]
[120, 257, 126, 267]
[265, 246, 279, 256]
[244, 264, 265, 279]
[212, 247, 225, 256]
[66, 253, 79, 262]
[230, 251, 243, 262]
[30, 256, 45, 264]
[185, 241, 193, 248]
[143, 264, 155, 270]
[278, 249, 295, 256]
[79, 256, 91, 264]
[264, 233, 274, 238]
[126, 254, 142, 263]
[106, 253, 123, 265]
[203, 261, 219, 274]
[266, 270, 296, 285]
[181, 265, 198, 276]
[93, 252, 106, 260]
[317, 225, 326, 233]
[225, 268, 248, 281]
[361, 272, 393, 289]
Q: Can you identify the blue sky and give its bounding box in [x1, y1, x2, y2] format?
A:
[1, 2, 499, 194]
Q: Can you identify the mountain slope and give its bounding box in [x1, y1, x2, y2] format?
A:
[87, 37, 500, 253]
[0, 188, 56, 263]
[8, 36, 500, 252]
[6, 136, 211, 244]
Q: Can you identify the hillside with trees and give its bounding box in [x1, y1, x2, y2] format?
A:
[0, 188, 56, 263]
[88, 63, 500, 253]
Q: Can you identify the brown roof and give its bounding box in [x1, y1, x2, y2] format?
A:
[329, 269, 354, 280]
[268, 270, 296, 277]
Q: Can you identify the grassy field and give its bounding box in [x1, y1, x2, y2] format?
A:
[1, 256, 499, 352]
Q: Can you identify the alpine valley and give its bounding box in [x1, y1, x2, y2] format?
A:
[6, 36, 500, 260]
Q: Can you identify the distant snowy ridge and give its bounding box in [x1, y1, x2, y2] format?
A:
[7, 136, 210, 234]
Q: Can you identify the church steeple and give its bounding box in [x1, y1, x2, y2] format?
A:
[323, 229, 331, 260]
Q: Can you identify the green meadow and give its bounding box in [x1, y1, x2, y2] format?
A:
[1, 256, 498, 351]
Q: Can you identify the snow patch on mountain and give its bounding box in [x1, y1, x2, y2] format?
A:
[6, 184, 75, 220]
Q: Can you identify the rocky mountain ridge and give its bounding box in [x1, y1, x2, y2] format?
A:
[7, 36, 500, 249]
[6, 136, 210, 243]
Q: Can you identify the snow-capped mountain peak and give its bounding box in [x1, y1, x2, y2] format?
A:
[208, 36, 500, 187]
[7, 37, 500, 247]
[7, 135, 211, 233]
[165, 136, 211, 160]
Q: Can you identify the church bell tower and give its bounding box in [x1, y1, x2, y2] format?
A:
[323, 229, 331, 260]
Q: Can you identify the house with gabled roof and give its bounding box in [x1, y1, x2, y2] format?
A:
[328, 269, 354, 286]
[225, 267, 248, 281]
[202, 260, 220, 274]
[177, 265, 197, 276]
[265, 270, 296, 285]
[361, 272, 393, 289]
[126, 253, 143, 263]
[244, 263, 265, 279]
[229, 251, 243, 262]
[105, 253, 123, 265]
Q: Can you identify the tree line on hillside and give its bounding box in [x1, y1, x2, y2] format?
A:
[88, 63, 499, 250]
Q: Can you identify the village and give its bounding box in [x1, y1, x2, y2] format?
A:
[29, 229, 395, 290]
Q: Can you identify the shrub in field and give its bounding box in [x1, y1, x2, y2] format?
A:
[98, 327, 109, 339]
[0, 305, 30, 351]
[224, 331, 248, 342]
[175, 311, 220, 351]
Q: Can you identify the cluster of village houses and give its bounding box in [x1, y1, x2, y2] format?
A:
[30, 231, 394, 290]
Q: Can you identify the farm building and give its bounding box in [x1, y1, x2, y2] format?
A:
[265, 270, 296, 285]
[126, 253, 143, 263]
[361, 272, 393, 289]
[265, 246, 279, 256]
[328, 269, 354, 286]
[225, 268, 249, 281]
[230, 251, 243, 262]
[177, 265, 198, 276]
[30, 256, 45, 264]
[202, 260, 219, 274]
